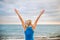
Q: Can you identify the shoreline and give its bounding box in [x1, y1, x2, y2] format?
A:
[1, 37, 60, 40]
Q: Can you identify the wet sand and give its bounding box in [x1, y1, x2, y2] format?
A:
[1, 37, 60, 40]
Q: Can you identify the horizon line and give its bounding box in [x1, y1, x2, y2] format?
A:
[0, 23, 60, 25]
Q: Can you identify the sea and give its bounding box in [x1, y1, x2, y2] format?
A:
[0, 24, 60, 40]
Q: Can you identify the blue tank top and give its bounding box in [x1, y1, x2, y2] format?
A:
[24, 26, 34, 40]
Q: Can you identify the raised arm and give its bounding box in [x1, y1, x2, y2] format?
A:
[14, 9, 26, 30]
[33, 10, 45, 29]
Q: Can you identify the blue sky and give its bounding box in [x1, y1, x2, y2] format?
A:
[0, 0, 60, 24]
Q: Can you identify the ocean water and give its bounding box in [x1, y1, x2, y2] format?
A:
[0, 24, 60, 39]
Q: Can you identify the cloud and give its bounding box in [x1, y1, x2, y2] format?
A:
[0, 0, 4, 2]
[0, 16, 60, 24]
[0, 0, 60, 24]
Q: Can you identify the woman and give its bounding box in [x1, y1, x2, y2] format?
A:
[14, 9, 45, 40]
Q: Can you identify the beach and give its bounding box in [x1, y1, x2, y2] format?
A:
[1, 37, 60, 40]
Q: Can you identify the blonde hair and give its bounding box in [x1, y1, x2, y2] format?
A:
[25, 20, 32, 28]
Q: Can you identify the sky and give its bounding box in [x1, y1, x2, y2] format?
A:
[0, 0, 60, 24]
